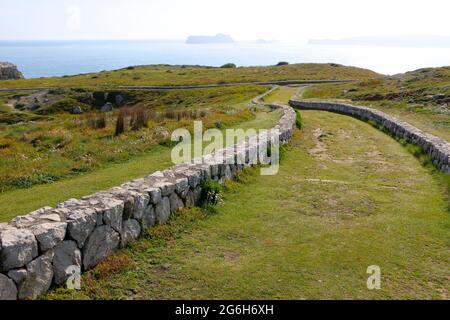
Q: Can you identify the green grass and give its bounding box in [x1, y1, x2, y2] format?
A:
[301, 66, 450, 141]
[0, 103, 281, 222]
[0, 63, 380, 89]
[45, 110, 449, 300]
[0, 86, 267, 193]
[262, 86, 301, 104]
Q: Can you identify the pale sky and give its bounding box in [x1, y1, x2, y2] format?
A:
[1, 0, 449, 42]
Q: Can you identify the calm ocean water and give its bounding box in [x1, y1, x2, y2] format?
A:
[0, 40, 449, 78]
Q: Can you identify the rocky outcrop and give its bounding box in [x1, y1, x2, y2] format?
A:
[0, 88, 297, 300]
[289, 100, 450, 174]
[0, 62, 24, 80]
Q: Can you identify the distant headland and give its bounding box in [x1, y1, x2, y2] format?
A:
[186, 33, 234, 44]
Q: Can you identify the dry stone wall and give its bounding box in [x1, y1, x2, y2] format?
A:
[289, 99, 450, 174]
[0, 89, 296, 300]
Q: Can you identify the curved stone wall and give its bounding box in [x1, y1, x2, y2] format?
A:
[289, 100, 450, 174]
[0, 90, 296, 300]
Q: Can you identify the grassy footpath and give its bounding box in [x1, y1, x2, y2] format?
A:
[46, 90, 449, 300]
[0, 105, 280, 221]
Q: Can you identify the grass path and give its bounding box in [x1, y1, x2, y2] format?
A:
[46, 88, 449, 300]
[0, 104, 281, 222]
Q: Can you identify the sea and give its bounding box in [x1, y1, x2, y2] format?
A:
[0, 39, 449, 78]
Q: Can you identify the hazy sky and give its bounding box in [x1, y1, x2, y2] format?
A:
[1, 0, 449, 42]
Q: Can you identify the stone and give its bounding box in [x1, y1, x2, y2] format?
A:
[30, 222, 67, 252]
[70, 106, 83, 114]
[154, 126, 170, 141]
[18, 250, 54, 300]
[53, 240, 81, 286]
[82, 226, 120, 270]
[141, 205, 156, 229]
[101, 102, 113, 112]
[155, 196, 171, 224]
[185, 190, 195, 208]
[193, 186, 203, 205]
[154, 181, 176, 196]
[0, 273, 17, 300]
[66, 208, 97, 248]
[0, 227, 38, 271]
[57, 198, 83, 208]
[146, 187, 162, 204]
[175, 178, 189, 198]
[170, 193, 184, 212]
[131, 192, 150, 220]
[7, 268, 27, 285]
[115, 94, 125, 106]
[100, 198, 124, 233]
[121, 219, 141, 247]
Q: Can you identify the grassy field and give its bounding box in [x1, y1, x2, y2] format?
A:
[300, 66, 450, 141]
[45, 88, 449, 300]
[0, 86, 267, 193]
[0, 100, 281, 222]
[0, 63, 380, 89]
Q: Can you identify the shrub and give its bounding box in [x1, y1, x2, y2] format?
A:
[220, 63, 236, 69]
[131, 107, 148, 131]
[37, 98, 84, 115]
[295, 110, 303, 129]
[201, 177, 223, 206]
[115, 110, 126, 136]
[95, 113, 107, 129]
[277, 61, 289, 66]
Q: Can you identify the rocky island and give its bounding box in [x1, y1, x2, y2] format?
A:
[0, 62, 24, 80]
[186, 33, 234, 44]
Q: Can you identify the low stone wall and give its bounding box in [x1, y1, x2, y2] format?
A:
[0, 90, 296, 300]
[289, 100, 450, 174]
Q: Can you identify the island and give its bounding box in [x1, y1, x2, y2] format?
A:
[186, 33, 234, 44]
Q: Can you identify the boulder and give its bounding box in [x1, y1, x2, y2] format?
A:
[170, 193, 184, 212]
[18, 250, 54, 300]
[53, 240, 81, 286]
[70, 106, 83, 114]
[141, 205, 156, 229]
[7, 268, 27, 285]
[155, 197, 171, 224]
[185, 190, 195, 208]
[175, 178, 189, 198]
[115, 95, 125, 106]
[146, 187, 162, 204]
[30, 222, 67, 252]
[99, 197, 124, 233]
[154, 126, 170, 141]
[0, 273, 17, 300]
[0, 227, 38, 271]
[120, 219, 141, 247]
[154, 181, 176, 197]
[66, 208, 97, 248]
[101, 102, 113, 113]
[82, 226, 120, 270]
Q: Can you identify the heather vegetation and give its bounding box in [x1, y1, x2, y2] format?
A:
[0, 85, 266, 194]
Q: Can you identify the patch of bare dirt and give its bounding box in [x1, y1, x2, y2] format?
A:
[308, 128, 331, 160]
